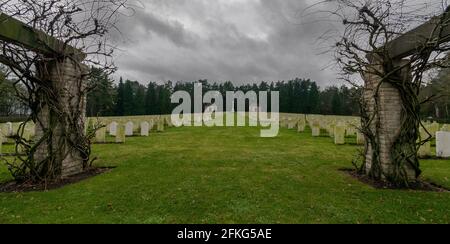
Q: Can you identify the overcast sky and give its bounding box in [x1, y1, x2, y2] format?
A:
[111, 0, 443, 87]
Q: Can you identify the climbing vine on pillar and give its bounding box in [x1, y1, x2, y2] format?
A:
[0, 0, 130, 183]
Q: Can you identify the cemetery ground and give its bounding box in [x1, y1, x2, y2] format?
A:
[0, 125, 450, 224]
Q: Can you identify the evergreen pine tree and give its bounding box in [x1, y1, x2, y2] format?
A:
[115, 77, 125, 116]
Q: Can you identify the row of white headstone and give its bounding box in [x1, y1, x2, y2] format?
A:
[0, 118, 169, 152]
[418, 123, 450, 158]
[92, 119, 166, 143]
[280, 114, 364, 146]
[0, 115, 177, 154]
[280, 114, 450, 158]
[0, 122, 36, 139]
[3, 114, 450, 158]
[0, 122, 36, 155]
[0, 115, 174, 151]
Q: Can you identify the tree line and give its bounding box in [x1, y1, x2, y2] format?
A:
[7, 65, 450, 120]
[0, 66, 29, 121]
[86, 67, 361, 117]
[420, 66, 450, 123]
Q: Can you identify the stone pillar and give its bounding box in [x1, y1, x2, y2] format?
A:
[363, 58, 416, 180]
[35, 57, 88, 178]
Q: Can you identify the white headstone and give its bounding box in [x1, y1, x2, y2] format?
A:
[194, 115, 202, 125]
[249, 105, 258, 126]
[157, 119, 165, 132]
[165, 116, 171, 126]
[95, 127, 106, 143]
[428, 122, 440, 138]
[283, 118, 289, 128]
[28, 123, 36, 139]
[328, 124, 335, 137]
[133, 120, 140, 133]
[109, 122, 118, 136]
[0, 127, 6, 143]
[140, 121, 149, 137]
[204, 105, 218, 124]
[116, 124, 126, 143]
[436, 131, 450, 158]
[125, 121, 134, 136]
[418, 127, 431, 158]
[22, 128, 31, 141]
[311, 121, 320, 137]
[297, 119, 306, 132]
[85, 118, 94, 134]
[0, 129, 3, 154]
[441, 124, 450, 132]
[13, 122, 23, 136]
[356, 131, 365, 145]
[334, 125, 346, 145]
[5, 122, 13, 136]
[84, 118, 89, 134]
[288, 120, 297, 130]
[149, 120, 154, 132]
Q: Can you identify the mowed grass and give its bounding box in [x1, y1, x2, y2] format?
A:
[0, 125, 449, 224]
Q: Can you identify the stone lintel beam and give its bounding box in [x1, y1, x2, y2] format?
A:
[0, 12, 86, 61]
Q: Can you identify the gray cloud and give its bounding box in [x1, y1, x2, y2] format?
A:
[125, 10, 198, 48]
[110, 0, 438, 88]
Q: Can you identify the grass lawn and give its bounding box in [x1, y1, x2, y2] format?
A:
[0, 126, 449, 224]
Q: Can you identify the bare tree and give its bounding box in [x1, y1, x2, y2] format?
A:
[0, 0, 132, 183]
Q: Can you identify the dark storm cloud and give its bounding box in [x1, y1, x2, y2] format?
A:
[123, 10, 198, 48]
[110, 0, 434, 87]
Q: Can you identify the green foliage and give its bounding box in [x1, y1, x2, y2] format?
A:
[331, 90, 342, 115]
[86, 67, 116, 117]
[115, 78, 125, 116]
[134, 85, 146, 115]
[123, 80, 135, 116]
[100, 78, 361, 117]
[0, 66, 28, 116]
[308, 82, 320, 114]
[420, 67, 450, 122]
[0, 71, 363, 118]
[320, 86, 360, 116]
[158, 81, 173, 115]
[145, 82, 158, 115]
